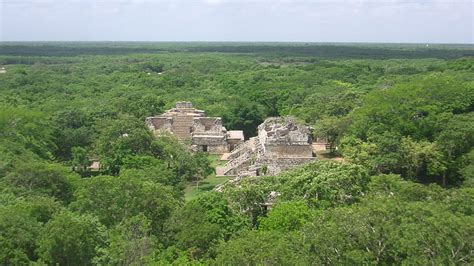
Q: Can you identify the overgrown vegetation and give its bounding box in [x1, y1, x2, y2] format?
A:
[0, 43, 473, 264]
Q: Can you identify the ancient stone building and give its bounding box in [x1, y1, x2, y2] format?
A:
[217, 117, 316, 177]
[145, 102, 244, 153]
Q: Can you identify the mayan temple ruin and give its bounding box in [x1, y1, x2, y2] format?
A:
[146, 102, 316, 177]
[145, 102, 244, 153]
[217, 117, 316, 177]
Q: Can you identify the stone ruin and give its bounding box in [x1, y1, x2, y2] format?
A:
[145, 102, 244, 153]
[216, 117, 316, 177]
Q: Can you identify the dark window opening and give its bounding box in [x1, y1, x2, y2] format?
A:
[202, 145, 208, 152]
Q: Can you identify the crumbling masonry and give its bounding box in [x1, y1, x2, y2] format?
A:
[145, 102, 244, 153]
[217, 117, 316, 177]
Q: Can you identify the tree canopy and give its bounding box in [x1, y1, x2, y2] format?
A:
[0, 43, 472, 264]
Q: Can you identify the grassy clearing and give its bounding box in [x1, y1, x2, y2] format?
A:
[315, 149, 344, 162]
[184, 154, 230, 201]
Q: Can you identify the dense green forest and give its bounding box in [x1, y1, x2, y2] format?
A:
[0, 43, 473, 264]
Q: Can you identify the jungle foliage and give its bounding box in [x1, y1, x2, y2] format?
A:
[0, 43, 473, 264]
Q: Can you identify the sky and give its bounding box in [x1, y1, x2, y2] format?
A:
[0, 0, 473, 43]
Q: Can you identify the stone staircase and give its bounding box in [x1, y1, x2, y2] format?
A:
[220, 153, 250, 176]
[219, 138, 260, 176]
[172, 115, 194, 140]
[227, 139, 251, 160]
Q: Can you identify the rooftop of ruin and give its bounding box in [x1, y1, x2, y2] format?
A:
[159, 101, 206, 118]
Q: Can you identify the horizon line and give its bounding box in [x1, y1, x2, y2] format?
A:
[1, 41, 473, 45]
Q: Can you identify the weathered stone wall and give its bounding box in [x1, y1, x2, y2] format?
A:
[146, 117, 172, 132]
[257, 157, 316, 176]
[258, 117, 312, 146]
[265, 144, 313, 158]
[193, 117, 224, 134]
[192, 135, 228, 154]
[227, 139, 243, 145]
[192, 135, 226, 145]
